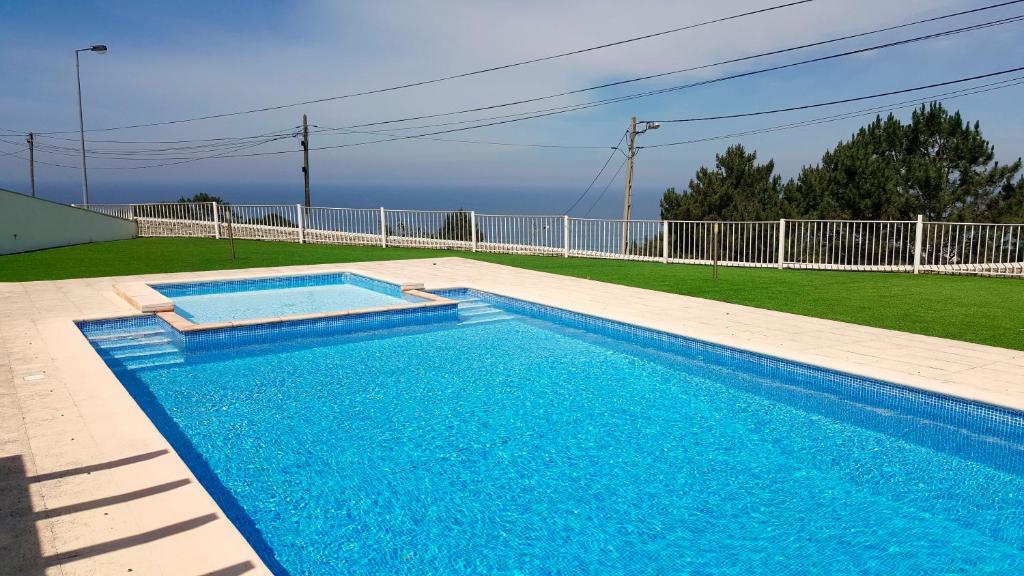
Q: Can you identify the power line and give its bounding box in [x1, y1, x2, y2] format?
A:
[30, 135, 295, 161]
[638, 77, 1024, 149]
[22, 1, 816, 135]
[19, 23, 1023, 170]
[308, 2, 1024, 135]
[42, 59, 1024, 172]
[33, 129, 298, 145]
[320, 128, 613, 150]
[213, 17, 1024, 159]
[30, 127, 301, 158]
[30, 124, 608, 162]
[18, 75, 1022, 174]
[15, 1, 1016, 154]
[54, 61, 1024, 164]
[24, 129, 610, 170]
[18, 135, 291, 170]
[583, 157, 629, 217]
[644, 67, 1024, 123]
[563, 131, 629, 214]
[13, 156, 79, 169]
[77, 15, 1023, 170]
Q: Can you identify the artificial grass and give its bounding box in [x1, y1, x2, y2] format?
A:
[2, 237, 1021, 350]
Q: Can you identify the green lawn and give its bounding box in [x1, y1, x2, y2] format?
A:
[2, 237, 1021, 350]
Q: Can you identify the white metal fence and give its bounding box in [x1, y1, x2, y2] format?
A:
[78, 202, 1024, 277]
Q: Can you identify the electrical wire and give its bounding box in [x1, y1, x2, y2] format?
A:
[17, 19, 1023, 170]
[307, 2, 1024, 135]
[33, 130, 299, 145]
[20, 1, 815, 135]
[14, 1, 1017, 151]
[643, 69, 1024, 123]
[15, 135, 291, 170]
[563, 131, 629, 214]
[583, 157, 629, 217]
[30, 135, 295, 161]
[638, 77, 1024, 149]
[25, 74, 1021, 171]
[313, 128, 613, 150]
[26, 125, 615, 169]
[207, 20, 1024, 160]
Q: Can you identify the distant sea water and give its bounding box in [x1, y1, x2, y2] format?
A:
[22, 182, 666, 220]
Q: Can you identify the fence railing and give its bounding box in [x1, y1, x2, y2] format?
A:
[77, 202, 1024, 277]
[783, 219, 918, 271]
[920, 222, 1024, 275]
[477, 214, 564, 255]
[668, 221, 780, 267]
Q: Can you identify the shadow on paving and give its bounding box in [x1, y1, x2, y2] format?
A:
[0, 449, 256, 575]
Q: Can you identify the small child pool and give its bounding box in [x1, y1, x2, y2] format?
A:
[153, 272, 423, 323]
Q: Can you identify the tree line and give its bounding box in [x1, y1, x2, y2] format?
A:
[660, 103, 1024, 223]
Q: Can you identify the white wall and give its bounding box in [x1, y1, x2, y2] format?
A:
[0, 189, 137, 255]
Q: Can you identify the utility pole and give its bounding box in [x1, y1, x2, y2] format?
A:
[620, 116, 659, 253]
[26, 133, 35, 197]
[301, 114, 311, 208]
[620, 116, 638, 253]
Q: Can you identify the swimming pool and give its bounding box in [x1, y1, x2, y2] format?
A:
[153, 272, 426, 323]
[78, 287, 1024, 575]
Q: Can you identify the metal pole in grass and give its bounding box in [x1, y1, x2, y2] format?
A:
[713, 222, 720, 280]
[223, 203, 236, 260]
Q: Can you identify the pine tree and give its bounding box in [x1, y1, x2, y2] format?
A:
[787, 103, 1023, 221]
[659, 144, 785, 221]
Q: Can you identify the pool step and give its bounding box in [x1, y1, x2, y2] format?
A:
[456, 299, 514, 325]
[118, 351, 186, 370]
[85, 328, 167, 341]
[86, 326, 185, 369]
[101, 343, 181, 360]
[91, 335, 172, 349]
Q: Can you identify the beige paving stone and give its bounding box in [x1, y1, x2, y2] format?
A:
[0, 256, 1021, 574]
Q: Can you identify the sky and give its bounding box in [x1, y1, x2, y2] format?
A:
[1, 0, 1022, 218]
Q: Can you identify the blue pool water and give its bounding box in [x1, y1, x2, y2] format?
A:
[153, 273, 422, 323]
[79, 291, 1024, 575]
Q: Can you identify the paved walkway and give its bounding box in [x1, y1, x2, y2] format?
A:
[1, 257, 1021, 574]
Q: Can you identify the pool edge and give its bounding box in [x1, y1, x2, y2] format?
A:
[15, 259, 1018, 574]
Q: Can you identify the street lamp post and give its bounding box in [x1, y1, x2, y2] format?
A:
[75, 44, 107, 207]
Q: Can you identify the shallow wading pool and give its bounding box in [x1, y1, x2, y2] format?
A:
[152, 272, 425, 323]
[78, 285, 1024, 575]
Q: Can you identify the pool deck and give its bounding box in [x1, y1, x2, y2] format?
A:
[1, 256, 1021, 575]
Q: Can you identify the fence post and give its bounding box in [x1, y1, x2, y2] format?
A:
[913, 214, 923, 274]
[128, 204, 136, 221]
[296, 204, 305, 244]
[777, 218, 786, 269]
[470, 211, 478, 252]
[380, 207, 387, 248]
[212, 202, 220, 239]
[662, 220, 669, 263]
[713, 222, 720, 280]
[563, 215, 570, 258]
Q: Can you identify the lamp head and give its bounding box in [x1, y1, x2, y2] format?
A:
[90, 45, 107, 53]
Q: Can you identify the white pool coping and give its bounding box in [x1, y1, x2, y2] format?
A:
[1, 257, 1021, 574]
